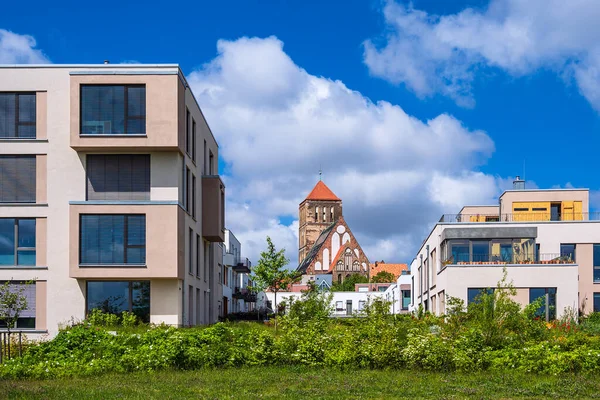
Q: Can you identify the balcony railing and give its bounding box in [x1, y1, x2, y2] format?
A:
[233, 287, 256, 302]
[442, 253, 576, 266]
[233, 257, 252, 273]
[439, 212, 600, 223]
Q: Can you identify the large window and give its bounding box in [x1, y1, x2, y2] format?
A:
[560, 244, 576, 262]
[0, 93, 36, 138]
[80, 85, 146, 135]
[0, 155, 36, 203]
[0, 281, 36, 329]
[594, 245, 600, 283]
[443, 238, 535, 264]
[86, 155, 150, 200]
[595, 293, 600, 313]
[530, 288, 557, 321]
[402, 290, 411, 310]
[86, 281, 150, 323]
[467, 288, 494, 305]
[0, 219, 35, 266]
[80, 215, 145, 265]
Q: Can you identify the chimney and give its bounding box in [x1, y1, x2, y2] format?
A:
[513, 176, 525, 190]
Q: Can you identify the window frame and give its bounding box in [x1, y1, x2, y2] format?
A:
[0, 218, 36, 267]
[85, 154, 151, 201]
[85, 280, 150, 323]
[0, 92, 36, 139]
[594, 244, 600, 283]
[79, 214, 146, 266]
[79, 85, 146, 135]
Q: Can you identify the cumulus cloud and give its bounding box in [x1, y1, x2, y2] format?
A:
[0, 29, 49, 64]
[187, 36, 512, 266]
[364, 0, 600, 110]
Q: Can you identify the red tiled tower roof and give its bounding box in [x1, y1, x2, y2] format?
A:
[305, 181, 341, 201]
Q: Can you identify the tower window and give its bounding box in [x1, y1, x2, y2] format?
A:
[344, 248, 352, 270]
[331, 208, 334, 221]
[315, 207, 319, 222]
[323, 207, 326, 222]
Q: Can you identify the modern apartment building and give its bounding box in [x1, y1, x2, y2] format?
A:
[222, 229, 254, 315]
[412, 178, 600, 319]
[0, 64, 225, 336]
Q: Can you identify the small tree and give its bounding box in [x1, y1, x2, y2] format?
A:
[251, 236, 298, 325]
[0, 280, 30, 334]
[370, 271, 396, 283]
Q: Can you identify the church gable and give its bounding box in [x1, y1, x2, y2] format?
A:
[299, 216, 370, 278]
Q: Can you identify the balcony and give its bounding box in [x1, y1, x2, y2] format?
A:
[233, 287, 256, 302]
[233, 257, 251, 274]
[441, 253, 576, 267]
[202, 176, 225, 242]
[439, 212, 600, 223]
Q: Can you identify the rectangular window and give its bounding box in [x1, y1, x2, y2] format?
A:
[335, 301, 343, 311]
[529, 288, 557, 320]
[204, 241, 209, 282]
[86, 155, 150, 201]
[0, 93, 36, 138]
[514, 207, 529, 211]
[402, 290, 411, 309]
[192, 175, 196, 218]
[185, 108, 190, 154]
[196, 234, 200, 277]
[0, 155, 36, 203]
[188, 228, 193, 274]
[560, 244, 576, 262]
[209, 151, 214, 175]
[80, 215, 145, 265]
[471, 240, 490, 262]
[0, 219, 36, 266]
[203, 140, 207, 175]
[86, 281, 150, 323]
[192, 119, 196, 162]
[0, 281, 36, 329]
[467, 288, 494, 305]
[594, 293, 600, 313]
[594, 245, 600, 283]
[80, 85, 145, 135]
[185, 167, 191, 212]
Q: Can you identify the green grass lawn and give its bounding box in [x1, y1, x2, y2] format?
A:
[1, 367, 600, 399]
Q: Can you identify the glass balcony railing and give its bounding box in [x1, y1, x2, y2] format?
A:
[439, 212, 600, 223]
[441, 253, 576, 266]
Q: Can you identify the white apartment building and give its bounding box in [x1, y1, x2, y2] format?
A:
[222, 229, 254, 315]
[412, 178, 600, 320]
[0, 64, 226, 336]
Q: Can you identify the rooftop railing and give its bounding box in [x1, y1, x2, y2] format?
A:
[439, 212, 600, 223]
[442, 253, 575, 266]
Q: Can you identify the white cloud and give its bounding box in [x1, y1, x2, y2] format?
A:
[0, 29, 49, 64]
[364, 0, 600, 110]
[187, 36, 513, 266]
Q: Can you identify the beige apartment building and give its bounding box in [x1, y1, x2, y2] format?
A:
[0, 64, 225, 336]
[412, 178, 600, 319]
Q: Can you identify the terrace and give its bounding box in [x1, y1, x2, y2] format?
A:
[439, 212, 600, 223]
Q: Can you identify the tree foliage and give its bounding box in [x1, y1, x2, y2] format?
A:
[331, 273, 368, 291]
[370, 271, 396, 283]
[0, 280, 31, 333]
[251, 236, 298, 311]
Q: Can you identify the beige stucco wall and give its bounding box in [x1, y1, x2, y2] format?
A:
[69, 74, 182, 151]
[460, 205, 499, 216]
[0, 65, 225, 335]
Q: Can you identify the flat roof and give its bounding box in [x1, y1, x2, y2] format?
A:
[501, 188, 589, 194]
[0, 64, 180, 68]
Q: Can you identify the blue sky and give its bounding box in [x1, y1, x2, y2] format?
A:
[2, 0, 599, 265]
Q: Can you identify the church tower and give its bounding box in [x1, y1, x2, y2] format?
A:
[298, 181, 343, 264]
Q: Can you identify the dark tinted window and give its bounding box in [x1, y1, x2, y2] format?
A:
[87, 155, 150, 200]
[81, 85, 145, 134]
[86, 280, 150, 322]
[80, 215, 145, 265]
[0, 156, 36, 203]
[529, 288, 557, 320]
[0, 93, 36, 138]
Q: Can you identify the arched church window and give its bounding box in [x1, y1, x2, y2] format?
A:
[315, 207, 319, 222]
[344, 248, 352, 270]
[337, 260, 343, 271]
[353, 261, 359, 271]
